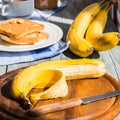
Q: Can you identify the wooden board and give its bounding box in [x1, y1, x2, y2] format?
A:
[0, 68, 120, 120]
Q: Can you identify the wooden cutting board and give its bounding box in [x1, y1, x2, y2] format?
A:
[0, 68, 120, 120]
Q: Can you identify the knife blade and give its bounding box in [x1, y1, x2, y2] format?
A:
[28, 89, 120, 117]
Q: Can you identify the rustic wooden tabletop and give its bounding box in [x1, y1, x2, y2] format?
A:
[0, 0, 120, 119]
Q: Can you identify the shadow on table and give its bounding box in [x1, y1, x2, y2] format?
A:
[63, 49, 100, 59]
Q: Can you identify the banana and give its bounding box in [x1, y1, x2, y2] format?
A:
[66, 0, 108, 57]
[86, 2, 112, 37]
[85, 2, 120, 51]
[89, 32, 120, 51]
[10, 69, 68, 108]
[10, 59, 106, 108]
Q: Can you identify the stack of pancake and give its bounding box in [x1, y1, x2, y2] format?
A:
[0, 18, 48, 45]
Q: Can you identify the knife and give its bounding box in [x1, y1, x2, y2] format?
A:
[28, 89, 120, 117]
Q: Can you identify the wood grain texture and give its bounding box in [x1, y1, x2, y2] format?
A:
[0, 68, 120, 120]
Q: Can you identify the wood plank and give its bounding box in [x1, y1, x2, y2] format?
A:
[0, 66, 7, 76]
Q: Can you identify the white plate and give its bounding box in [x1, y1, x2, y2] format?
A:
[0, 20, 63, 52]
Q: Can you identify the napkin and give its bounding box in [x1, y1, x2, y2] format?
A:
[0, 6, 66, 21]
[29, 7, 66, 21]
[0, 40, 69, 65]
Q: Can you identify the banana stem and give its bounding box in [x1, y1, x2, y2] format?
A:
[117, 33, 120, 40]
[100, 0, 109, 7]
[104, 2, 113, 12]
[20, 92, 33, 109]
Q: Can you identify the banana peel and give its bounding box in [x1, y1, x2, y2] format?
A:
[29, 70, 68, 105]
[10, 69, 68, 108]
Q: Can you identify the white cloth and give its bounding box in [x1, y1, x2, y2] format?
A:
[0, 40, 69, 65]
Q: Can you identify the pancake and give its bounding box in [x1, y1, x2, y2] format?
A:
[0, 18, 44, 39]
[0, 32, 48, 45]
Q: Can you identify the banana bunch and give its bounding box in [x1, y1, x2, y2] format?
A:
[66, 0, 108, 57]
[66, 0, 120, 57]
[85, 2, 120, 51]
[10, 59, 106, 108]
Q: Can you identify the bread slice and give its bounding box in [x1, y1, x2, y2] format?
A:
[0, 18, 44, 39]
[0, 32, 48, 45]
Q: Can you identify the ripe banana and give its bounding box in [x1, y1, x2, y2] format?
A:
[85, 2, 120, 51]
[86, 2, 112, 37]
[10, 59, 106, 108]
[89, 32, 120, 51]
[66, 0, 108, 57]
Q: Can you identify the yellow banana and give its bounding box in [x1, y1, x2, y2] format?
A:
[66, 0, 108, 57]
[85, 2, 120, 51]
[85, 2, 111, 41]
[10, 59, 106, 108]
[89, 32, 120, 51]
[10, 69, 68, 108]
[29, 70, 68, 105]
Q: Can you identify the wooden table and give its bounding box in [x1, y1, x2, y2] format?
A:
[0, 0, 120, 119]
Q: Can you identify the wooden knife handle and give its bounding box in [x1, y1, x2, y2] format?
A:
[28, 98, 83, 117]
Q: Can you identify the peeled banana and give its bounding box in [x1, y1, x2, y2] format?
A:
[10, 59, 106, 108]
[66, 0, 108, 57]
[85, 2, 120, 51]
